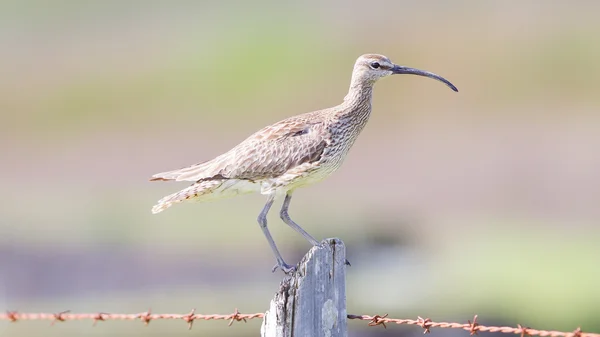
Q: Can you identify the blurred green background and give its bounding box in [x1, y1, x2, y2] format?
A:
[1, 1, 599, 336]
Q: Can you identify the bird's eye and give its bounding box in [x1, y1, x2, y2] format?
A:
[370, 62, 380, 69]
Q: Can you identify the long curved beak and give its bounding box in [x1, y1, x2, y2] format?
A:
[391, 65, 458, 92]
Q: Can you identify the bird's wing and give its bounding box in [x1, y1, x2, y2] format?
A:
[150, 115, 329, 182]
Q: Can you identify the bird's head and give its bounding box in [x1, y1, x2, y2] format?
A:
[352, 54, 458, 92]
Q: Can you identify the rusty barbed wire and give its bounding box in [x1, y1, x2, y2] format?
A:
[0, 308, 263, 330]
[1, 310, 597, 337]
[347, 314, 596, 337]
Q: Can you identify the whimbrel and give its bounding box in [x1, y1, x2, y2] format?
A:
[150, 54, 458, 273]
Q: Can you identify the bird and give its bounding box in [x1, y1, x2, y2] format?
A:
[150, 53, 458, 274]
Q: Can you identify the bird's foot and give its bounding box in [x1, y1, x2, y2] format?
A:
[271, 262, 297, 274]
[345, 259, 351, 266]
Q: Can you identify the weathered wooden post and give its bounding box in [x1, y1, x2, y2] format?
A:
[261, 238, 347, 337]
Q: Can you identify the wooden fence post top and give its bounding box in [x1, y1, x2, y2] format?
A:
[261, 238, 347, 337]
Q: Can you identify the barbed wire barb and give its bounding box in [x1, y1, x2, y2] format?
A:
[468, 314, 480, 335]
[183, 308, 196, 330]
[417, 316, 432, 334]
[51, 310, 70, 326]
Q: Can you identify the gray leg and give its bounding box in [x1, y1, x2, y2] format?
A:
[280, 192, 351, 266]
[258, 194, 296, 274]
[280, 193, 320, 246]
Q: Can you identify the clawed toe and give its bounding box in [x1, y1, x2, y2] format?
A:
[272, 262, 297, 274]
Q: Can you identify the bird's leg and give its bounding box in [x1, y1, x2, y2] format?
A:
[280, 192, 351, 266]
[280, 193, 319, 245]
[257, 195, 296, 274]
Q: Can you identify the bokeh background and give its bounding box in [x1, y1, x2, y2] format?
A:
[1, 1, 599, 336]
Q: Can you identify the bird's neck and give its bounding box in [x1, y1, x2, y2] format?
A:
[341, 79, 374, 115]
[329, 79, 375, 142]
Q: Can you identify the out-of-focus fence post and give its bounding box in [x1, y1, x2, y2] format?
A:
[261, 238, 347, 337]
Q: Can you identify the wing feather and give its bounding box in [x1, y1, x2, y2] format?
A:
[150, 115, 329, 182]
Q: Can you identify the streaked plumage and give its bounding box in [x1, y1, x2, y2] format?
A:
[150, 53, 458, 273]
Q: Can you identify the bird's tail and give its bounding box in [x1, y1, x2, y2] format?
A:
[151, 180, 224, 214]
